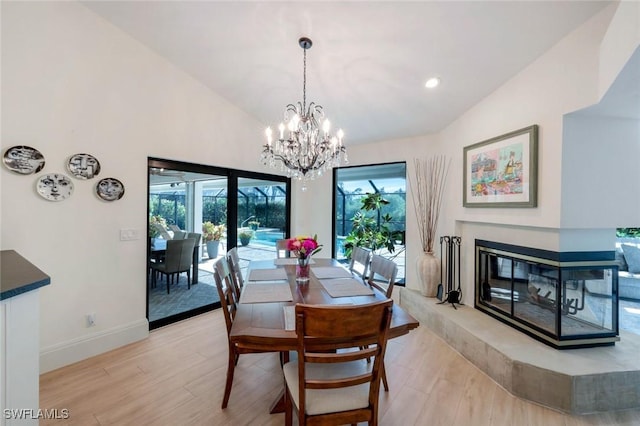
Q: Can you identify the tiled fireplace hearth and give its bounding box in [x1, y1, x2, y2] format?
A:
[475, 240, 619, 348]
[400, 288, 640, 414]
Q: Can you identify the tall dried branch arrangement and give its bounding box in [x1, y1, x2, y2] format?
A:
[410, 155, 450, 253]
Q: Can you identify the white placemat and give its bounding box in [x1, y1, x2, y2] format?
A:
[239, 282, 293, 304]
[319, 278, 375, 298]
[283, 306, 295, 330]
[274, 258, 316, 266]
[311, 266, 353, 279]
[247, 268, 288, 281]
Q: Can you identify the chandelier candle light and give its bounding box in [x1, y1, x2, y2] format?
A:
[262, 37, 347, 190]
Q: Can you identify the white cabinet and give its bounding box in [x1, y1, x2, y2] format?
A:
[0, 251, 50, 426]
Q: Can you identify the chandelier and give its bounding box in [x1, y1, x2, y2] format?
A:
[261, 37, 347, 189]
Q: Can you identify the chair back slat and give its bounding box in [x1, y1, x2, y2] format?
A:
[367, 254, 397, 298]
[349, 246, 371, 283]
[213, 257, 237, 335]
[227, 247, 244, 299]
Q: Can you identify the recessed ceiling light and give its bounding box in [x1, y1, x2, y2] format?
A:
[425, 77, 440, 89]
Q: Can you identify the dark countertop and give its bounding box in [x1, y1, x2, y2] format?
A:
[1, 250, 51, 301]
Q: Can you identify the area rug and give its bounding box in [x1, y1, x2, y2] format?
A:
[148, 270, 220, 322]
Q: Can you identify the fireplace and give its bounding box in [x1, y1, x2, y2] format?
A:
[475, 240, 619, 348]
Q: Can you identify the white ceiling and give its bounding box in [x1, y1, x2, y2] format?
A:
[82, 1, 613, 146]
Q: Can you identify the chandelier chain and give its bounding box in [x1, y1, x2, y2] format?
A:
[302, 47, 306, 113]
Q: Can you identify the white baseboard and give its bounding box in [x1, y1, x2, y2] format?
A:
[39, 319, 149, 374]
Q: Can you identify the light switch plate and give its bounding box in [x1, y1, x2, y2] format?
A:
[120, 228, 140, 241]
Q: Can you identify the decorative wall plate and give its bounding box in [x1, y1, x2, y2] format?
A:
[36, 173, 74, 201]
[67, 153, 101, 180]
[3, 145, 45, 175]
[96, 177, 125, 201]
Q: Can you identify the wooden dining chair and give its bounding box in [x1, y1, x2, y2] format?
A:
[365, 254, 398, 392]
[226, 247, 244, 302]
[150, 237, 196, 294]
[349, 246, 371, 283]
[276, 239, 291, 258]
[367, 254, 398, 299]
[213, 257, 281, 409]
[283, 300, 393, 426]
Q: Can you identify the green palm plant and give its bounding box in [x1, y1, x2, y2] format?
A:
[343, 193, 398, 259]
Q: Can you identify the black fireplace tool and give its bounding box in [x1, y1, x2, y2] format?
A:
[437, 236, 463, 309]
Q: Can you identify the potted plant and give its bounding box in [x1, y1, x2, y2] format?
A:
[149, 215, 169, 250]
[202, 221, 226, 259]
[239, 229, 253, 246]
[248, 220, 260, 231]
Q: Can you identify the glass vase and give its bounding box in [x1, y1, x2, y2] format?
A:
[296, 257, 311, 283]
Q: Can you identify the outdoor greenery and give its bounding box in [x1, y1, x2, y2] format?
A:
[149, 195, 186, 229]
[336, 186, 405, 237]
[617, 228, 640, 238]
[149, 186, 286, 236]
[343, 193, 402, 259]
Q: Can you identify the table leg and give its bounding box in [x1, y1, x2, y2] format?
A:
[269, 389, 285, 414]
[192, 245, 199, 284]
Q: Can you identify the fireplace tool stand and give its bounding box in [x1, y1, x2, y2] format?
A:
[437, 236, 462, 309]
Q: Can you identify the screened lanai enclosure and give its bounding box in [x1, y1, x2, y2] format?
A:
[149, 174, 288, 250]
[334, 162, 407, 284]
[147, 158, 290, 328]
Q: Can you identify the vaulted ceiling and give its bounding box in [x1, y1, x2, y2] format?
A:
[82, 1, 613, 146]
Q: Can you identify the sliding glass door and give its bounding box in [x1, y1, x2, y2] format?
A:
[147, 158, 290, 329]
[234, 177, 290, 271]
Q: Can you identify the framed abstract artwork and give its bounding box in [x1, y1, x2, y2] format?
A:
[463, 125, 538, 208]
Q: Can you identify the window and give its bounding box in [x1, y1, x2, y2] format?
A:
[333, 162, 406, 284]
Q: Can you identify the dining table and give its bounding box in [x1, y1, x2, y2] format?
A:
[229, 257, 420, 413]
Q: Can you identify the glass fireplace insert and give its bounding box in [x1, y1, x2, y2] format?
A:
[475, 239, 619, 349]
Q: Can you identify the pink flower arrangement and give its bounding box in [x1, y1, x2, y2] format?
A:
[287, 235, 322, 259]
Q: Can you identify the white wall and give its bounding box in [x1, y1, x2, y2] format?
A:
[598, 0, 640, 100]
[1, 2, 267, 372]
[561, 114, 640, 229]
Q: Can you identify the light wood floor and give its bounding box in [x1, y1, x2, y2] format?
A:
[40, 309, 640, 426]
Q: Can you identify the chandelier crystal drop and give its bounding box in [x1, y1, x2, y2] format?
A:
[261, 37, 347, 190]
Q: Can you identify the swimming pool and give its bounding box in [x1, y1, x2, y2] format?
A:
[238, 228, 284, 246]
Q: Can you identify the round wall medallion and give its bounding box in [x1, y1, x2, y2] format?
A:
[67, 153, 101, 180]
[36, 173, 74, 201]
[3, 145, 45, 175]
[96, 177, 125, 201]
